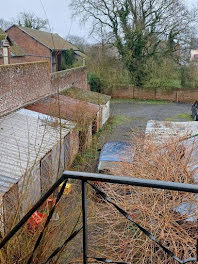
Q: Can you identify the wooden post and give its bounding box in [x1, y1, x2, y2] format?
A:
[176, 89, 179, 103]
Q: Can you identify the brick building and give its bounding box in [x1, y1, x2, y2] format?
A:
[0, 28, 25, 65]
[2, 25, 85, 72]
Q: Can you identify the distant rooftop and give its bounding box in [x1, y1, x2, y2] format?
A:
[8, 25, 84, 53]
[0, 28, 25, 56]
[61, 87, 111, 105]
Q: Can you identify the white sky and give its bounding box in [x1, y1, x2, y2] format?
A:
[0, 0, 91, 40]
[0, 0, 197, 43]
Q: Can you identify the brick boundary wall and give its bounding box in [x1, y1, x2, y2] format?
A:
[110, 86, 198, 103]
[0, 61, 52, 116]
[51, 66, 88, 93]
[0, 62, 88, 117]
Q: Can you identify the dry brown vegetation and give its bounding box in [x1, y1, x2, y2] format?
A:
[88, 134, 198, 263]
[1, 126, 198, 264]
[0, 181, 83, 264]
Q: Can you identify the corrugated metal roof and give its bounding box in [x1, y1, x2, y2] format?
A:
[0, 108, 75, 197]
[146, 120, 198, 221]
[145, 120, 198, 182]
[145, 120, 198, 144]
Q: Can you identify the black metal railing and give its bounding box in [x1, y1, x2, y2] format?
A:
[0, 171, 198, 264]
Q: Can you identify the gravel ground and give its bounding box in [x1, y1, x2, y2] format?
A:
[107, 99, 192, 142]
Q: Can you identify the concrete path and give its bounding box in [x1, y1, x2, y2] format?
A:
[107, 99, 192, 142]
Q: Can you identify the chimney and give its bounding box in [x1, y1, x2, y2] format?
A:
[0, 33, 10, 65]
[2, 39, 10, 65]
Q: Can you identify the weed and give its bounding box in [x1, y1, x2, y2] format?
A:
[112, 115, 133, 126]
[111, 98, 171, 104]
[70, 115, 124, 172]
[166, 113, 193, 121]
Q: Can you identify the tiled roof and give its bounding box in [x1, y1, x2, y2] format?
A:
[74, 50, 88, 58]
[0, 28, 25, 56]
[17, 26, 81, 51]
[26, 95, 99, 125]
[61, 87, 111, 105]
[10, 43, 25, 56]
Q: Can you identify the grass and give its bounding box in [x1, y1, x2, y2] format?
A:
[70, 114, 133, 172]
[70, 112, 142, 174]
[111, 98, 171, 105]
[61, 87, 111, 105]
[111, 115, 133, 126]
[166, 113, 193, 122]
[145, 79, 182, 89]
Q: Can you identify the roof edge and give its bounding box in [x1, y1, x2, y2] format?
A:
[6, 25, 53, 51]
[6, 25, 83, 54]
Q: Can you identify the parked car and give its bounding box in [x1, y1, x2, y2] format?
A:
[191, 101, 198, 120]
[97, 141, 136, 174]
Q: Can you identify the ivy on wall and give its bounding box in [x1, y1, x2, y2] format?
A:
[61, 49, 75, 70]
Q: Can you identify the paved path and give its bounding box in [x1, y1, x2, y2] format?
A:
[107, 99, 192, 142]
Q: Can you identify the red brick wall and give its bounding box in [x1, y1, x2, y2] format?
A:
[6, 26, 51, 71]
[0, 56, 51, 70]
[7, 26, 51, 57]
[110, 86, 198, 103]
[11, 56, 51, 67]
[51, 66, 88, 92]
[0, 61, 51, 116]
[0, 61, 88, 116]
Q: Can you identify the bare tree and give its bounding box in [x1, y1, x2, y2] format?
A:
[0, 18, 12, 31]
[71, 0, 197, 86]
[17, 12, 48, 30]
[66, 34, 87, 52]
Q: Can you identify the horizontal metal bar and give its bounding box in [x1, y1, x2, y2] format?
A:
[63, 171, 198, 194]
[1, 170, 198, 251]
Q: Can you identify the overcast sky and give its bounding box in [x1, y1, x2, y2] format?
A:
[0, 0, 197, 43]
[0, 0, 91, 40]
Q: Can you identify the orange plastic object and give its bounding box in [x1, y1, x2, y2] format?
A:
[130, 213, 136, 219]
[28, 211, 47, 232]
[93, 181, 104, 186]
[59, 183, 72, 195]
[45, 197, 56, 209]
